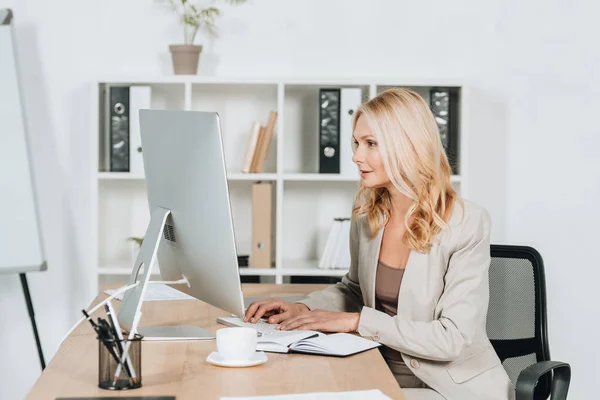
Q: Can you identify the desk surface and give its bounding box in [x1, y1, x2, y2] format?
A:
[26, 283, 405, 400]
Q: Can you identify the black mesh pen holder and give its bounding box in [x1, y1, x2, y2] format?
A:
[97, 334, 143, 390]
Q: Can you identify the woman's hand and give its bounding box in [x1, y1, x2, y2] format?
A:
[244, 298, 310, 324]
[278, 310, 360, 333]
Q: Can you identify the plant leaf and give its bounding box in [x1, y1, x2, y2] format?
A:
[183, 13, 200, 27]
[200, 7, 221, 18]
[153, 0, 249, 44]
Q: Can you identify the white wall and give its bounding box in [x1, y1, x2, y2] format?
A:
[0, 0, 598, 399]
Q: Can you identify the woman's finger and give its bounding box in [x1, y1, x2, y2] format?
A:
[268, 311, 291, 324]
[278, 312, 310, 329]
[262, 310, 278, 318]
[244, 300, 267, 322]
[281, 315, 317, 331]
[251, 303, 280, 322]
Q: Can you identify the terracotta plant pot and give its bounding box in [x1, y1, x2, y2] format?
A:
[169, 44, 202, 75]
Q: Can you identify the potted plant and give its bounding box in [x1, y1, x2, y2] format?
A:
[156, 0, 249, 74]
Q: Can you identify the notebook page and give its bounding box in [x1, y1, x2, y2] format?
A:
[258, 331, 320, 347]
[291, 333, 380, 356]
[257, 331, 321, 352]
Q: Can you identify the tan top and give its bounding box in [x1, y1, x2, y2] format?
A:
[375, 260, 406, 362]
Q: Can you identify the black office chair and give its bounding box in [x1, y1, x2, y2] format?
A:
[488, 245, 571, 400]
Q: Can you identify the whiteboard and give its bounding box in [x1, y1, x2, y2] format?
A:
[0, 9, 46, 274]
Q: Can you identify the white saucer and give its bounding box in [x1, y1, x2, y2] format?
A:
[206, 351, 268, 368]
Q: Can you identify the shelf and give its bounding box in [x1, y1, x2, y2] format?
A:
[100, 265, 276, 277]
[227, 173, 277, 181]
[97, 172, 459, 183]
[98, 172, 145, 180]
[282, 173, 359, 182]
[98, 172, 278, 181]
[97, 75, 465, 87]
[282, 174, 461, 183]
[281, 260, 349, 277]
[98, 266, 159, 276]
[238, 268, 277, 276]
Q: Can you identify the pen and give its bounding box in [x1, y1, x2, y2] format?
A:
[98, 318, 135, 385]
[112, 309, 142, 386]
[105, 302, 137, 382]
[82, 310, 132, 383]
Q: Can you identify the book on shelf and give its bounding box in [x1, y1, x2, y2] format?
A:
[100, 85, 152, 173]
[429, 87, 460, 175]
[241, 121, 261, 173]
[318, 88, 362, 176]
[241, 110, 278, 173]
[319, 218, 351, 270]
[257, 331, 381, 357]
[251, 182, 273, 268]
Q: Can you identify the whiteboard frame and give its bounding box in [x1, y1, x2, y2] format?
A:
[0, 8, 47, 274]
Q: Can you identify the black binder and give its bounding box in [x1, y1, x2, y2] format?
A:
[429, 87, 460, 175]
[318, 88, 341, 174]
[109, 86, 130, 172]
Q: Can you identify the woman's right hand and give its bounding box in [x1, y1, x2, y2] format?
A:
[244, 298, 310, 325]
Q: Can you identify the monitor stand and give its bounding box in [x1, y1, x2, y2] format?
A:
[118, 207, 215, 340]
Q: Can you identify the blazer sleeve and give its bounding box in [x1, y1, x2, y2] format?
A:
[295, 216, 364, 313]
[357, 208, 492, 362]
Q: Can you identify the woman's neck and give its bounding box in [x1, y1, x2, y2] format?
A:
[386, 186, 412, 225]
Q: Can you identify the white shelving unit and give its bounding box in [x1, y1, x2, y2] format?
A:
[90, 77, 468, 289]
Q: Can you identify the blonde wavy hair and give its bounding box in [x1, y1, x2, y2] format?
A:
[352, 88, 462, 253]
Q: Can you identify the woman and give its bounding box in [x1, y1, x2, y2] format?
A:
[244, 89, 514, 400]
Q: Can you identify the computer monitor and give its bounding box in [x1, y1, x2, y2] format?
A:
[117, 109, 246, 340]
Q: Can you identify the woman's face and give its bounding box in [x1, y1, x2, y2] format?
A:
[352, 115, 391, 189]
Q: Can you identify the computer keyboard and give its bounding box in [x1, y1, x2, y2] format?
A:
[217, 316, 280, 335]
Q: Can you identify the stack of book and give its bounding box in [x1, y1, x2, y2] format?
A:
[318, 218, 351, 270]
[241, 111, 278, 173]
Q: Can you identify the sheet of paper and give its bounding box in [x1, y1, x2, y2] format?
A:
[105, 283, 195, 301]
[220, 389, 392, 400]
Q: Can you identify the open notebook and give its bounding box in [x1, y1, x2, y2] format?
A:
[257, 331, 381, 357]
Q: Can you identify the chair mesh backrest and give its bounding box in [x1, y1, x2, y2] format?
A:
[486, 246, 550, 399]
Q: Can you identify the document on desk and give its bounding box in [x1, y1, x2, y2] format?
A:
[105, 283, 195, 301]
[220, 389, 392, 400]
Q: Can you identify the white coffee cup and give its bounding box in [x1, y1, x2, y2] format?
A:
[216, 327, 257, 361]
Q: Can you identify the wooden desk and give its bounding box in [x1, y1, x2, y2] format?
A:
[25, 284, 405, 400]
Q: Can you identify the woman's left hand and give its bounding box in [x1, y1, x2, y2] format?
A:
[278, 310, 360, 333]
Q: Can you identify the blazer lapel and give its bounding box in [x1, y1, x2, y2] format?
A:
[361, 227, 383, 309]
[396, 249, 419, 318]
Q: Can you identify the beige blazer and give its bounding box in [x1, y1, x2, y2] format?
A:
[298, 200, 515, 400]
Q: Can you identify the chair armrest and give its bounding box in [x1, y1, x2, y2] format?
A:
[516, 360, 571, 400]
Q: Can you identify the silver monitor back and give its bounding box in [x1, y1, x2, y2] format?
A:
[118, 110, 245, 340]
